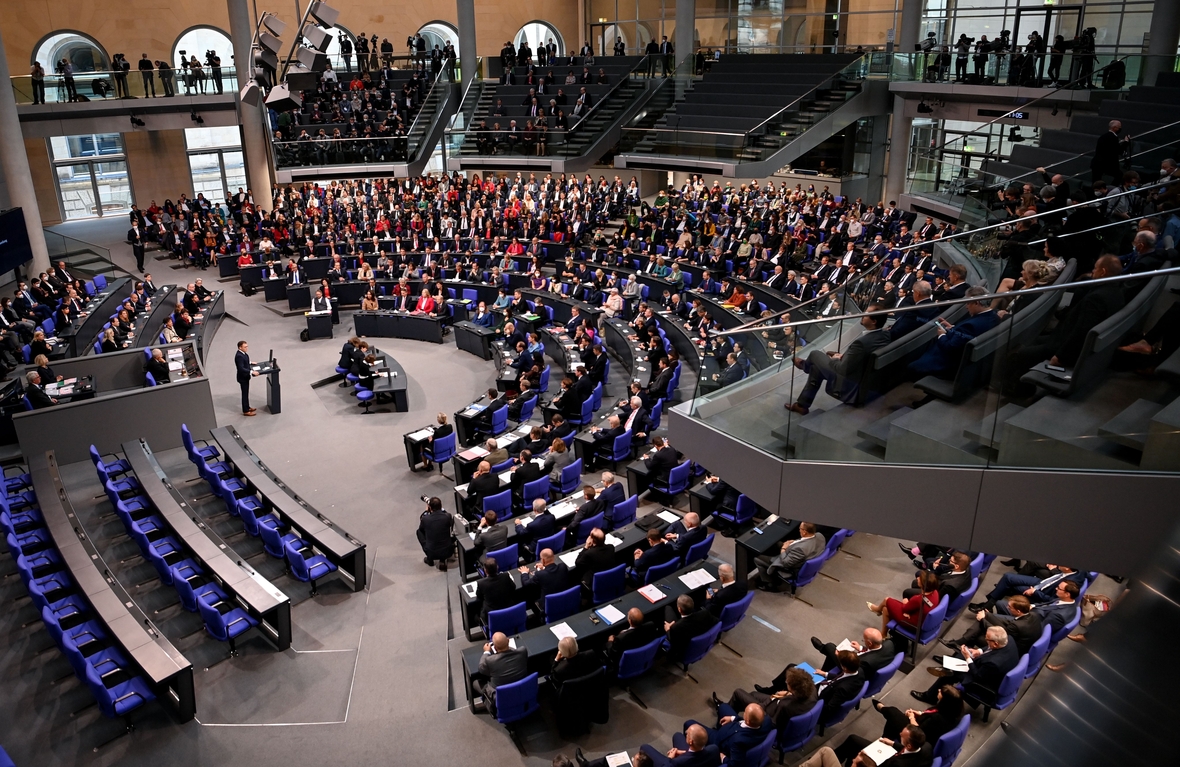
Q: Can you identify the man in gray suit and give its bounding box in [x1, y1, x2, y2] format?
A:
[754, 522, 827, 590]
[473, 632, 530, 715]
[785, 304, 891, 414]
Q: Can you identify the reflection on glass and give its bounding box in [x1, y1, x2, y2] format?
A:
[57, 164, 97, 220]
[92, 161, 132, 213]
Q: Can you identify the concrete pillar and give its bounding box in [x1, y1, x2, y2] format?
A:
[0, 27, 50, 275]
[675, 0, 696, 68]
[883, 96, 912, 206]
[457, 0, 477, 90]
[227, 0, 273, 209]
[1143, 2, 1180, 89]
[898, 0, 924, 53]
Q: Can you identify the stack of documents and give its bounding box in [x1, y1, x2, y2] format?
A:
[678, 569, 715, 589]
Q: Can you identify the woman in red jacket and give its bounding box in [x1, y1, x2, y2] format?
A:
[412, 289, 436, 315]
[867, 570, 940, 635]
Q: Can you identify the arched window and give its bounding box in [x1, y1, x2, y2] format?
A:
[418, 22, 459, 55]
[34, 31, 109, 73]
[514, 21, 565, 58]
[172, 26, 233, 69]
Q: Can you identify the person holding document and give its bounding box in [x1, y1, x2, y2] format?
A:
[796, 724, 933, 767]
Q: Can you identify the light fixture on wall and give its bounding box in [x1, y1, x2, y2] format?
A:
[190, 110, 204, 125]
[129, 115, 145, 127]
[308, 1, 340, 28]
[917, 100, 934, 114]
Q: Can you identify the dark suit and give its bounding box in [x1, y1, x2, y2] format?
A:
[128, 227, 145, 271]
[665, 609, 719, 661]
[573, 543, 616, 588]
[705, 581, 749, 618]
[639, 744, 721, 767]
[599, 482, 627, 526]
[633, 540, 677, 582]
[468, 472, 503, 515]
[888, 299, 941, 340]
[475, 572, 519, 623]
[962, 640, 1020, 695]
[144, 357, 170, 384]
[607, 620, 661, 667]
[1091, 129, 1125, 181]
[26, 384, 57, 409]
[817, 670, 866, 715]
[909, 311, 1002, 379]
[644, 446, 679, 482]
[795, 328, 891, 408]
[551, 650, 601, 686]
[235, 349, 252, 412]
[521, 560, 573, 599]
[567, 496, 606, 537]
[473, 519, 510, 553]
[669, 522, 707, 555]
[815, 637, 896, 674]
[417, 508, 454, 562]
[1032, 600, 1078, 635]
[510, 461, 546, 498]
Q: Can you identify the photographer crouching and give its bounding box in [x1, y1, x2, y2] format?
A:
[417, 495, 456, 571]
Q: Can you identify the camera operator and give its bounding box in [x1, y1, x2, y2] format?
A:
[339, 33, 353, 75]
[954, 34, 973, 81]
[206, 50, 223, 94]
[136, 53, 155, 97]
[355, 33, 369, 73]
[417, 496, 456, 571]
[1075, 27, 1097, 88]
[112, 53, 130, 98]
[179, 51, 192, 94]
[57, 58, 78, 102]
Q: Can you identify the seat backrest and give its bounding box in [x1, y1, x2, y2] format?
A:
[487, 601, 528, 636]
[682, 621, 723, 666]
[645, 556, 682, 585]
[429, 432, 457, 462]
[591, 563, 627, 602]
[611, 430, 633, 460]
[931, 714, 972, 764]
[517, 393, 537, 421]
[777, 700, 823, 752]
[487, 543, 519, 573]
[650, 399, 664, 430]
[490, 405, 508, 433]
[483, 489, 513, 517]
[522, 476, 550, 506]
[491, 457, 516, 473]
[684, 532, 714, 565]
[197, 592, 228, 639]
[916, 596, 951, 642]
[93, 341, 103, 355]
[535, 530, 567, 556]
[733, 494, 757, 524]
[146, 372, 157, 387]
[618, 635, 665, 680]
[968, 552, 985, 580]
[718, 590, 755, 632]
[746, 728, 777, 767]
[574, 512, 606, 541]
[793, 554, 826, 587]
[612, 494, 637, 527]
[995, 654, 1030, 707]
[180, 424, 198, 456]
[284, 539, 312, 579]
[494, 672, 540, 724]
[544, 585, 583, 624]
[822, 680, 869, 726]
[540, 365, 551, 391]
[559, 458, 583, 491]
[667, 461, 691, 493]
[863, 652, 906, 698]
[577, 396, 594, 424]
[94, 274, 108, 290]
[1068, 273, 1166, 395]
[1051, 605, 1082, 645]
[591, 382, 603, 411]
[1024, 625, 1053, 678]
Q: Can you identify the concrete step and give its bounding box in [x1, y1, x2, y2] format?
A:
[857, 406, 914, 449]
[884, 401, 992, 467]
[1096, 398, 1165, 451]
[962, 402, 1025, 449]
[1143, 394, 1180, 471]
[770, 407, 826, 451]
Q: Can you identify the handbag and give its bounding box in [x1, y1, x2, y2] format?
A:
[1080, 593, 1111, 626]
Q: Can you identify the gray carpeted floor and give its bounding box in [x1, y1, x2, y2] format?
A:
[0, 218, 1102, 767]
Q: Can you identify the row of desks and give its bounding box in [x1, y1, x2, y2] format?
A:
[64, 277, 133, 357]
[121, 439, 292, 651]
[460, 559, 720, 711]
[208, 426, 368, 591]
[454, 503, 694, 640]
[130, 285, 178, 348]
[30, 451, 196, 722]
[354, 310, 447, 344]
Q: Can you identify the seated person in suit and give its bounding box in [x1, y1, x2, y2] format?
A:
[519, 546, 573, 607]
[473, 631, 529, 716]
[566, 485, 606, 537]
[570, 751, 653, 767]
[466, 461, 502, 517]
[507, 379, 534, 419]
[599, 471, 627, 527]
[512, 429, 549, 459]
[704, 564, 749, 619]
[24, 371, 58, 408]
[908, 287, 1000, 382]
[474, 557, 520, 625]
[721, 666, 817, 732]
[545, 415, 578, 443]
[663, 594, 720, 661]
[422, 412, 453, 470]
[473, 509, 509, 554]
[587, 414, 627, 469]
[145, 348, 171, 383]
[665, 511, 706, 556]
[754, 522, 827, 590]
[1027, 580, 1081, 636]
[812, 628, 896, 676]
[786, 305, 891, 415]
[572, 528, 616, 589]
[604, 607, 662, 669]
[639, 723, 721, 767]
[632, 527, 677, 583]
[814, 724, 932, 767]
[859, 686, 964, 758]
[509, 450, 546, 498]
[475, 387, 510, 433]
[485, 438, 509, 467]
[943, 595, 1043, 656]
[912, 626, 1018, 706]
[32, 354, 62, 384]
[543, 437, 575, 483]
[904, 551, 973, 602]
[550, 636, 601, 689]
[643, 436, 680, 483]
[868, 570, 941, 636]
[887, 280, 940, 340]
[674, 703, 768, 767]
[515, 497, 558, 557]
[971, 565, 1084, 612]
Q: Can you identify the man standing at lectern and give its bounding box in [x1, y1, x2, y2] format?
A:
[236, 340, 257, 416]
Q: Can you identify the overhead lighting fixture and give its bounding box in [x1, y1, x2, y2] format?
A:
[262, 13, 287, 37]
[259, 31, 283, 55]
[302, 24, 332, 53]
[265, 84, 303, 112]
[295, 45, 329, 71]
[309, 1, 340, 28]
[917, 100, 934, 114]
[239, 81, 261, 107]
[255, 49, 279, 72]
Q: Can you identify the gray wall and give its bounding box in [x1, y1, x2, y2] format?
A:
[13, 377, 216, 464]
[25, 340, 201, 394]
[668, 403, 1180, 576]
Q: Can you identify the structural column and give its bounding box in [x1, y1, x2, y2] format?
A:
[0, 27, 50, 275]
[883, 96, 912, 207]
[898, 0, 924, 53]
[227, 0, 273, 209]
[1143, 2, 1180, 90]
[675, 0, 696, 69]
[457, 0, 477, 90]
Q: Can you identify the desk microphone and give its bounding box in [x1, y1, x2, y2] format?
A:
[474, 394, 486, 403]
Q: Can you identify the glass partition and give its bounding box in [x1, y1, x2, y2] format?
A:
[12, 67, 240, 105]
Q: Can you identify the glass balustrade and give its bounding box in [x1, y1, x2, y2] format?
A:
[12, 67, 240, 105]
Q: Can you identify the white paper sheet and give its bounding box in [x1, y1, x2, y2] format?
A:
[549, 622, 578, 640]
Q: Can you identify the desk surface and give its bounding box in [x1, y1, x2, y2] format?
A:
[30, 451, 195, 719]
[367, 347, 408, 394]
[121, 440, 290, 616]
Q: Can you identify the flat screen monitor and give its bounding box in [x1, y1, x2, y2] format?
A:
[0, 209, 33, 275]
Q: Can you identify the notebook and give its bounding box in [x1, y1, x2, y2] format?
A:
[638, 584, 664, 603]
[595, 604, 626, 625]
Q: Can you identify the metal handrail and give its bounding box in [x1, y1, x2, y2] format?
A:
[559, 56, 655, 142]
[1028, 203, 1180, 246]
[718, 262, 1180, 336]
[743, 53, 869, 140]
[717, 177, 1172, 334]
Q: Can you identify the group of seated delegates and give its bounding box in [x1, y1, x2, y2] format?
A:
[2, 262, 93, 366]
[131, 190, 262, 268]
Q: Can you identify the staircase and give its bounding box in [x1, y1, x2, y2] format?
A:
[615, 54, 890, 177]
